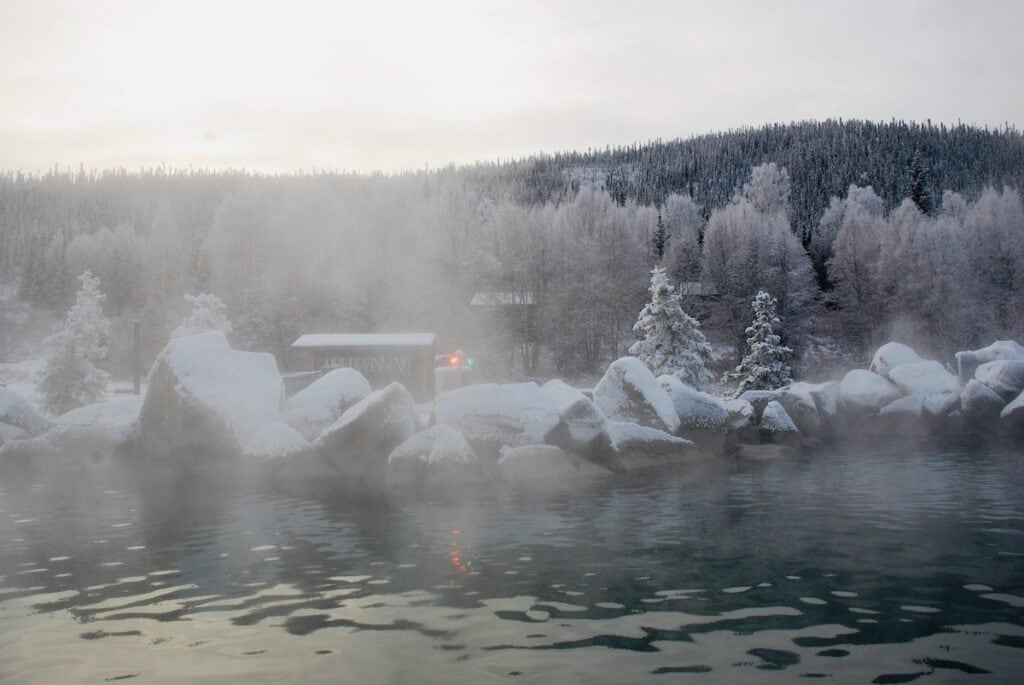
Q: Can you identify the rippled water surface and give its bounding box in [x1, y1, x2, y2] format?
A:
[1, 445, 1023, 683]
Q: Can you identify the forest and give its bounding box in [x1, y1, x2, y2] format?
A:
[1, 119, 1022, 383]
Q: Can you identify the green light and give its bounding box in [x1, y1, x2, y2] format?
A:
[466, 357, 475, 367]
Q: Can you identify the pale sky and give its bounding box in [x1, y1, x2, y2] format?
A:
[1, 0, 1022, 174]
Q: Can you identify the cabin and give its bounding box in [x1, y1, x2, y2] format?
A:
[290, 333, 437, 401]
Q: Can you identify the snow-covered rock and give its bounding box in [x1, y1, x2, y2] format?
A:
[0, 387, 50, 437]
[137, 331, 310, 463]
[283, 368, 372, 441]
[974, 360, 1024, 401]
[738, 389, 785, 422]
[880, 395, 926, 419]
[497, 444, 611, 485]
[658, 375, 730, 431]
[722, 398, 755, 431]
[387, 425, 489, 488]
[0, 436, 63, 464]
[434, 382, 560, 457]
[315, 382, 423, 483]
[839, 369, 902, 414]
[870, 342, 925, 380]
[778, 383, 822, 434]
[593, 357, 680, 433]
[956, 340, 1024, 382]
[605, 420, 700, 471]
[1001, 390, 1024, 430]
[888, 361, 961, 397]
[541, 379, 610, 458]
[760, 401, 798, 433]
[960, 379, 1006, 422]
[47, 395, 142, 463]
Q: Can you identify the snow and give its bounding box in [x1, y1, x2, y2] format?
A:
[541, 379, 608, 450]
[724, 290, 792, 396]
[434, 382, 560, 452]
[658, 374, 730, 432]
[0, 387, 50, 437]
[315, 382, 423, 481]
[887, 361, 961, 397]
[497, 445, 610, 483]
[839, 369, 902, 414]
[974, 360, 1024, 400]
[593, 357, 680, 434]
[778, 383, 822, 434]
[137, 331, 309, 461]
[48, 395, 142, 458]
[956, 340, 1024, 382]
[172, 293, 233, 338]
[721, 398, 755, 430]
[760, 401, 798, 432]
[879, 395, 926, 419]
[291, 333, 436, 349]
[869, 342, 925, 380]
[388, 426, 489, 488]
[283, 367, 372, 440]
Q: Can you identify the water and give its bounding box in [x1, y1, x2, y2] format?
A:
[1, 446, 1023, 683]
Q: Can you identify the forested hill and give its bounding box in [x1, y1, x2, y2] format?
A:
[480, 119, 1024, 238]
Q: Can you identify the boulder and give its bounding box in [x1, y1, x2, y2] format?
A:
[435, 382, 560, 458]
[593, 357, 680, 433]
[960, 380, 1006, 424]
[658, 375, 730, 432]
[0, 436, 64, 466]
[760, 401, 798, 433]
[1001, 390, 1024, 431]
[922, 392, 960, 418]
[315, 382, 423, 483]
[839, 369, 902, 415]
[870, 342, 925, 380]
[387, 425, 490, 488]
[880, 395, 926, 419]
[605, 420, 701, 471]
[0, 387, 50, 437]
[975, 360, 1024, 401]
[497, 445, 611, 485]
[722, 398, 756, 431]
[888, 361, 961, 397]
[956, 340, 1024, 382]
[137, 331, 310, 463]
[778, 383, 823, 434]
[283, 368, 372, 441]
[46, 395, 142, 464]
[541, 379, 611, 460]
[738, 389, 785, 421]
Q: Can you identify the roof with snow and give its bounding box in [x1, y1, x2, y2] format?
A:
[291, 333, 437, 349]
[470, 291, 535, 306]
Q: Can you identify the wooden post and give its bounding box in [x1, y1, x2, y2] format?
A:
[132, 321, 141, 395]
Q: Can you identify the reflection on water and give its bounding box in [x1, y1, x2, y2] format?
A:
[1, 445, 1023, 683]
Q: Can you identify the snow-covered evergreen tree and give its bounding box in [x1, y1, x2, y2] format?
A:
[724, 290, 792, 397]
[172, 293, 233, 338]
[629, 266, 713, 386]
[37, 270, 110, 415]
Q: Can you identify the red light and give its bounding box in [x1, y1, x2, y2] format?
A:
[448, 355, 460, 366]
[452, 530, 461, 536]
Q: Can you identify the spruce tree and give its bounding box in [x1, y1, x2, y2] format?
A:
[724, 290, 793, 397]
[172, 293, 234, 338]
[37, 271, 111, 415]
[629, 266, 713, 386]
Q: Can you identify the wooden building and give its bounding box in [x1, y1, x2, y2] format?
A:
[290, 333, 437, 401]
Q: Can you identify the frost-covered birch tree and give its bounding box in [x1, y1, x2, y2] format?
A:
[37, 271, 110, 415]
[629, 266, 713, 386]
[724, 290, 792, 397]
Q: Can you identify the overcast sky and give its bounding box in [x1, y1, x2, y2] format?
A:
[1, 0, 1022, 174]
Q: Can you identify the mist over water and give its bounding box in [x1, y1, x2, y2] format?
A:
[1, 445, 1022, 683]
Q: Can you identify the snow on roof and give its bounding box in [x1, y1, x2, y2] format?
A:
[470, 291, 535, 306]
[291, 333, 437, 349]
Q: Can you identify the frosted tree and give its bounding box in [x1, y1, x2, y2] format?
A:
[629, 266, 713, 386]
[724, 291, 792, 397]
[172, 293, 234, 338]
[37, 270, 111, 415]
